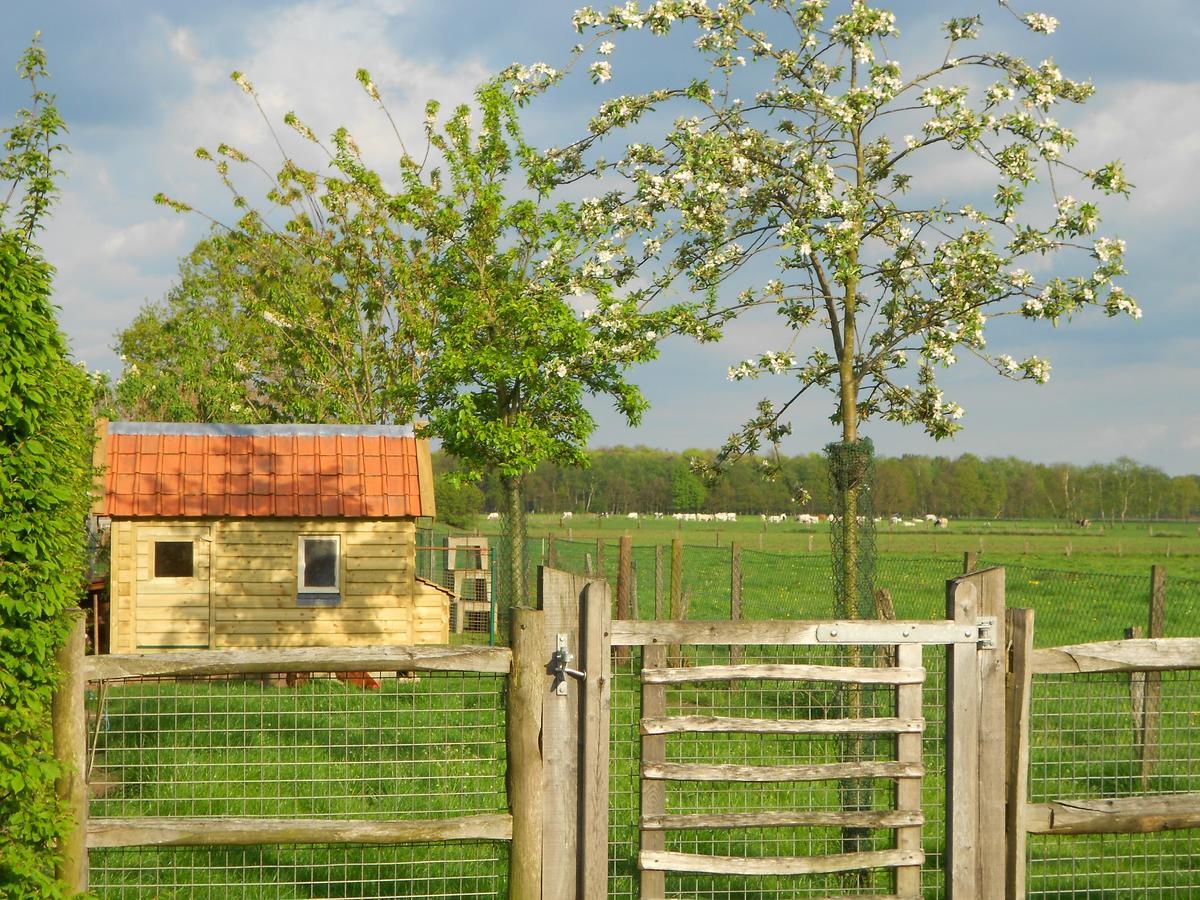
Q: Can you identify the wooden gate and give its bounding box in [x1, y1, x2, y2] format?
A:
[603, 566, 1007, 900]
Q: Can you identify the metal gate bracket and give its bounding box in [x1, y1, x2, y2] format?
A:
[814, 621, 980, 644]
[549, 633, 586, 695]
[976, 616, 997, 649]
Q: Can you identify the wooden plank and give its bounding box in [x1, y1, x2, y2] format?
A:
[52, 613, 88, 893]
[538, 567, 581, 900]
[612, 618, 961, 647]
[1025, 792, 1200, 835]
[415, 436, 436, 518]
[975, 569, 1006, 900]
[643, 663, 925, 685]
[1005, 609, 1034, 900]
[215, 607, 410, 622]
[641, 715, 924, 735]
[643, 810, 923, 831]
[88, 814, 510, 848]
[946, 577, 980, 900]
[216, 595, 406, 610]
[644, 761, 923, 783]
[214, 620, 407, 636]
[895, 642, 924, 899]
[640, 643, 667, 900]
[640, 848, 923, 876]
[85, 644, 511, 680]
[1030, 637, 1200, 674]
[345, 558, 411, 572]
[579, 579, 611, 900]
[507, 607, 543, 900]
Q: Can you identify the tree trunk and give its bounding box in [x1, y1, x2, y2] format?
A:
[500, 473, 528, 618]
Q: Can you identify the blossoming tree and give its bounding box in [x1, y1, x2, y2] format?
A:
[532, 0, 1136, 621]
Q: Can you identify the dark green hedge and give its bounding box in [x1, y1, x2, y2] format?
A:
[0, 234, 94, 897]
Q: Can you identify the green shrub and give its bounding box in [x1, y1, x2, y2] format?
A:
[0, 234, 94, 897]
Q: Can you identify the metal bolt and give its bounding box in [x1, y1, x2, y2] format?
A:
[964, 630, 972, 637]
[830, 629, 839, 637]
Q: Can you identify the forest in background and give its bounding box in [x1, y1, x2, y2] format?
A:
[434, 447, 1200, 524]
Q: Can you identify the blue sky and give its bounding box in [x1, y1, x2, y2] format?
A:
[2, 1, 1197, 474]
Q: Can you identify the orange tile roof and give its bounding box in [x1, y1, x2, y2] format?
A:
[98, 423, 427, 519]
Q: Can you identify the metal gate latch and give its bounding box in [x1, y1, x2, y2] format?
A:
[977, 616, 997, 649]
[549, 634, 586, 695]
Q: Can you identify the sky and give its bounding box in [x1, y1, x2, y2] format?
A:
[1, 0, 1197, 475]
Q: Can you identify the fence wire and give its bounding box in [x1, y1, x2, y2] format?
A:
[86, 671, 507, 898]
[608, 644, 948, 900]
[1025, 669, 1200, 898]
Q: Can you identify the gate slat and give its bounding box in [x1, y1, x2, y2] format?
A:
[641, 714, 924, 735]
[896, 643, 924, 898]
[639, 847, 924, 876]
[642, 809, 924, 831]
[642, 663, 924, 684]
[643, 761, 924, 782]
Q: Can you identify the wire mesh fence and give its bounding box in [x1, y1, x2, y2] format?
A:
[1025, 669, 1200, 897]
[537, 537, 1200, 648]
[607, 644, 948, 899]
[86, 670, 508, 898]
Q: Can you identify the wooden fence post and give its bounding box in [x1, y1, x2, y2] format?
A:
[53, 611, 88, 894]
[640, 643, 667, 900]
[595, 539, 605, 580]
[654, 545, 664, 621]
[946, 568, 1006, 900]
[963, 551, 978, 574]
[508, 607, 544, 900]
[669, 538, 683, 665]
[616, 536, 632, 665]
[578, 580, 612, 899]
[1142, 565, 1166, 785]
[548, 537, 558, 568]
[1005, 608, 1034, 900]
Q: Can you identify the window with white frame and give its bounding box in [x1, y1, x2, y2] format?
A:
[298, 535, 340, 605]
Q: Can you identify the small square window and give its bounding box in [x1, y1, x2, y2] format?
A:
[298, 536, 340, 601]
[154, 541, 194, 578]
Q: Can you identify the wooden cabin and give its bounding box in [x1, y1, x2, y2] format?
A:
[94, 421, 451, 652]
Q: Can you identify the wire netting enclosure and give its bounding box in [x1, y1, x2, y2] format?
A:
[538, 536, 1199, 648]
[86, 670, 508, 898]
[1025, 668, 1200, 897]
[608, 643, 949, 899]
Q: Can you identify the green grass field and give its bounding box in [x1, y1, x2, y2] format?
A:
[88, 520, 1200, 898]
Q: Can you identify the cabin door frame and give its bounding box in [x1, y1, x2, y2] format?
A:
[133, 523, 213, 650]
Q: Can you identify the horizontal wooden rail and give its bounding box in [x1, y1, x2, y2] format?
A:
[639, 847, 923, 876]
[613, 618, 958, 646]
[643, 663, 924, 685]
[1030, 638, 1200, 674]
[641, 715, 924, 736]
[85, 645, 512, 680]
[643, 760, 923, 783]
[87, 813, 513, 847]
[642, 809, 924, 831]
[1025, 793, 1200, 835]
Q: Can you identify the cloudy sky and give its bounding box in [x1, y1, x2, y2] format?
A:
[2, 1, 1197, 474]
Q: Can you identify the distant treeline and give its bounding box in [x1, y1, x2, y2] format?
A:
[435, 447, 1200, 522]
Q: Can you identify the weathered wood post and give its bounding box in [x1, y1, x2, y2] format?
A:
[963, 551, 978, 574]
[669, 538, 683, 665]
[615, 535, 633, 665]
[654, 545, 664, 621]
[508, 607, 544, 900]
[640, 643, 667, 899]
[1142, 565, 1166, 784]
[595, 539, 605, 579]
[1005, 607, 1035, 900]
[578, 580, 612, 899]
[946, 567, 1006, 900]
[52, 611, 88, 894]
